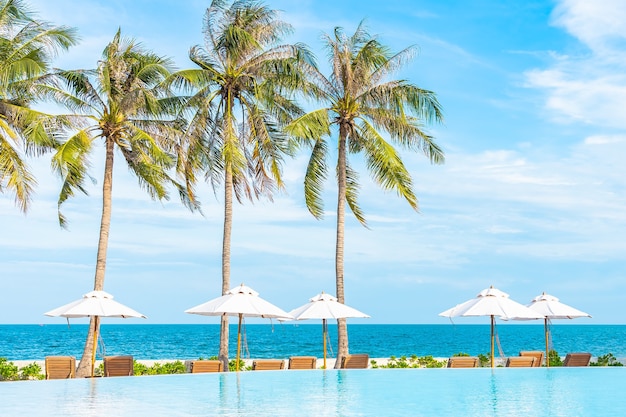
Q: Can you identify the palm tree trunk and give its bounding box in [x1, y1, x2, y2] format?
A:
[334, 125, 348, 369]
[219, 163, 233, 371]
[76, 137, 115, 378]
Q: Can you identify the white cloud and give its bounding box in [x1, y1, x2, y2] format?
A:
[552, 0, 626, 51]
[525, 0, 626, 127]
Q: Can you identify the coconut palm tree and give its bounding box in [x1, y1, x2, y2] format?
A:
[286, 22, 444, 368]
[0, 0, 76, 212]
[42, 29, 193, 377]
[171, 0, 313, 370]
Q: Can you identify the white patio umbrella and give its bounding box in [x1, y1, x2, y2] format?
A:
[508, 292, 591, 367]
[287, 292, 370, 369]
[439, 286, 544, 367]
[44, 290, 146, 376]
[185, 284, 293, 371]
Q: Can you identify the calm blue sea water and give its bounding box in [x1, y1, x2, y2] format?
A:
[1, 324, 624, 360]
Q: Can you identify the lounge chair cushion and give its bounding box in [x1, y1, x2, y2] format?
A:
[45, 356, 76, 379]
[288, 356, 317, 370]
[447, 357, 479, 368]
[104, 355, 134, 377]
[191, 360, 223, 373]
[506, 356, 536, 367]
[519, 351, 543, 367]
[563, 353, 592, 367]
[341, 354, 369, 369]
[252, 360, 284, 370]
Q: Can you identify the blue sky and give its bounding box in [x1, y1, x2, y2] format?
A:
[1, 0, 625, 325]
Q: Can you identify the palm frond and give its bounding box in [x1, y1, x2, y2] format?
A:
[50, 129, 94, 227]
[344, 161, 367, 226]
[357, 120, 419, 211]
[284, 108, 331, 144]
[0, 131, 34, 212]
[304, 138, 328, 219]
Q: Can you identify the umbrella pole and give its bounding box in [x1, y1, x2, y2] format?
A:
[91, 315, 99, 377]
[322, 319, 327, 369]
[236, 314, 242, 372]
[544, 318, 549, 368]
[490, 315, 495, 368]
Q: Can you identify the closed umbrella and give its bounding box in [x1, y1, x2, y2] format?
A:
[288, 292, 369, 369]
[185, 284, 292, 371]
[439, 286, 543, 367]
[509, 292, 591, 367]
[44, 290, 146, 376]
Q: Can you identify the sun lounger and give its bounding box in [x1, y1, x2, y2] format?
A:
[563, 352, 592, 367]
[45, 356, 76, 379]
[190, 360, 223, 373]
[252, 359, 285, 370]
[447, 357, 479, 368]
[288, 356, 317, 370]
[520, 351, 543, 367]
[340, 354, 369, 369]
[103, 355, 134, 377]
[506, 356, 536, 367]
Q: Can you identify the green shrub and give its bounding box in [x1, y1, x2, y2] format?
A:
[384, 355, 417, 368]
[591, 353, 623, 367]
[418, 355, 446, 368]
[548, 350, 562, 367]
[133, 360, 187, 375]
[95, 363, 104, 376]
[477, 353, 490, 367]
[150, 360, 186, 374]
[373, 355, 446, 369]
[133, 361, 150, 375]
[229, 358, 248, 371]
[19, 362, 44, 380]
[0, 358, 19, 381]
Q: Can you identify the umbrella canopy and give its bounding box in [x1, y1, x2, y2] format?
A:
[185, 284, 292, 319]
[439, 286, 543, 367]
[289, 292, 370, 320]
[527, 293, 591, 320]
[507, 292, 591, 366]
[185, 284, 292, 371]
[44, 290, 146, 376]
[288, 292, 370, 368]
[44, 290, 146, 319]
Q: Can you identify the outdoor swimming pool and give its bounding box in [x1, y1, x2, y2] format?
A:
[2, 368, 625, 416]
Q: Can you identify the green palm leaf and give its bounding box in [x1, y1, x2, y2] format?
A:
[0, 0, 77, 212]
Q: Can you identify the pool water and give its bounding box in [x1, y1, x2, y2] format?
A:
[2, 368, 625, 416]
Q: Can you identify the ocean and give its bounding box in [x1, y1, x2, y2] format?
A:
[1, 324, 624, 361]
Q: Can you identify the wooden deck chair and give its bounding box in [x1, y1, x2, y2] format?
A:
[103, 355, 134, 377]
[45, 356, 76, 379]
[288, 356, 317, 370]
[447, 357, 479, 368]
[506, 356, 536, 367]
[340, 354, 369, 369]
[190, 360, 223, 373]
[563, 352, 592, 367]
[252, 359, 285, 370]
[520, 351, 543, 367]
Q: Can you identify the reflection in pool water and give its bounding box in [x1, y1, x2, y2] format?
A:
[2, 368, 625, 416]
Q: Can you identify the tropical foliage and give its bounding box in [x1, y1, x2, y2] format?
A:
[171, 0, 313, 369]
[370, 355, 446, 368]
[41, 29, 193, 377]
[286, 22, 444, 367]
[0, 0, 76, 211]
